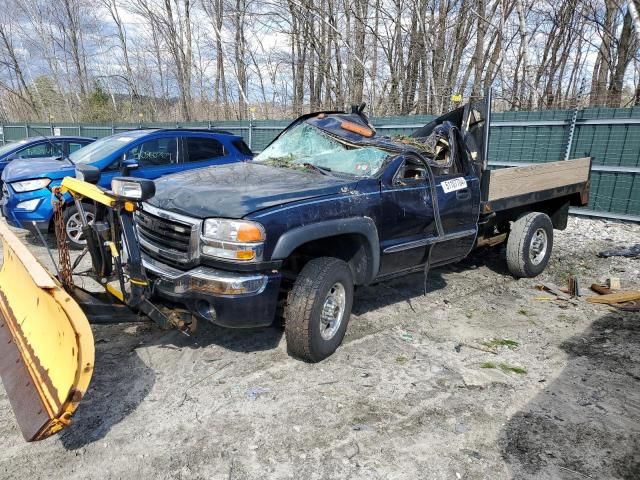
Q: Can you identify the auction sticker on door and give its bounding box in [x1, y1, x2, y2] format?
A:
[441, 177, 467, 193]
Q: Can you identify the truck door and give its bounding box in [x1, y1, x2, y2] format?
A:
[460, 95, 491, 174]
[377, 155, 437, 276]
[429, 129, 481, 263]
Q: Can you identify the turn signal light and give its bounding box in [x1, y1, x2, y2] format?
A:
[237, 224, 264, 242]
[235, 250, 256, 260]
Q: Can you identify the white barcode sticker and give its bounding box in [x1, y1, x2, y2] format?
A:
[441, 177, 467, 193]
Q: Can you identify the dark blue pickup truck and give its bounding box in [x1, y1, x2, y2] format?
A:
[136, 101, 591, 361]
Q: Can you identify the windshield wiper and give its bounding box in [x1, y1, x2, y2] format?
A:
[54, 156, 75, 166]
[303, 163, 332, 175]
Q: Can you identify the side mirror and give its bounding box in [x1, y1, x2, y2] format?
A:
[75, 164, 101, 184]
[121, 159, 139, 176]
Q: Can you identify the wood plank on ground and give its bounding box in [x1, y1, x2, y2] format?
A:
[586, 291, 640, 304]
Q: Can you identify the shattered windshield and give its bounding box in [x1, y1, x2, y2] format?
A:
[254, 123, 389, 177]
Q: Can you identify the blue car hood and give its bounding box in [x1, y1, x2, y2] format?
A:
[148, 162, 358, 219]
[1, 157, 74, 182]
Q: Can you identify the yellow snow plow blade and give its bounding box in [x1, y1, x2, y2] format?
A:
[0, 222, 94, 441]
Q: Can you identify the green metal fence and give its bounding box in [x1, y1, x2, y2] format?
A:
[1, 107, 639, 221]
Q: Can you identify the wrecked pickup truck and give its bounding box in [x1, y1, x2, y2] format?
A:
[0, 99, 591, 441]
[137, 99, 591, 362]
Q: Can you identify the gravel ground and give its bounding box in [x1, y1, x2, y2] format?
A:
[0, 216, 638, 480]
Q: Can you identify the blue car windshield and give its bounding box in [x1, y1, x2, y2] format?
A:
[70, 135, 136, 164]
[254, 123, 389, 177]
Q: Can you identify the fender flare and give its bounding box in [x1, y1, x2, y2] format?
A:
[271, 217, 380, 284]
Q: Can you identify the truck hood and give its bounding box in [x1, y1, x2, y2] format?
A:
[148, 162, 359, 219]
[1, 157, 74, 182]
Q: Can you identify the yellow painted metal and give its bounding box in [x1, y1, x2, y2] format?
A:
[106, 241, 120, 258]
[0, 222, 94, 441]
[106, 283, 125, 302]
[60, 177, 116, 207]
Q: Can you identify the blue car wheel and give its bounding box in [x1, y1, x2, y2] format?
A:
[63, 204, 96, 249]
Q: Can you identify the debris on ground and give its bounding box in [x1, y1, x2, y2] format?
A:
[567, 275, 583, 297]
[606, 277, 621, 290]
[597, 243, 640, 258]
[586, 290, 640, 305]
[246, 386, 270, 401]
[535, 282, 571, 299]
[615, 301, 640, 312]
[400, 331, 414, 342]
[591, 283, 612, 295]
[589, 282, 640, 311]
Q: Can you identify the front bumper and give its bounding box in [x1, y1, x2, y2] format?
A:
[1, 186, 53, 233]
[142, 253, 281, 328]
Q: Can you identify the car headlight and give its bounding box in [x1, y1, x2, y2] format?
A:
[201, 219, 265, 261]
[111, 177, 155, 201]
[11, 178, 51, 193]
[15, 199, 41, 211]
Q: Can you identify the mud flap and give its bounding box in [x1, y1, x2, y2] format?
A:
[0, 223, 94, 441]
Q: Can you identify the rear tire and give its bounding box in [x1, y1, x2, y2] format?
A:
[284, 257, 354, 362]
[506, 212, 553, 278]
[63, 204, 96, 250]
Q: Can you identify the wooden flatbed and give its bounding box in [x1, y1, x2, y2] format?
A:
[481, 157, 592, 213]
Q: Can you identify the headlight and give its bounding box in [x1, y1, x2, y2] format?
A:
[111, 177, 155, 201]
[11, 178, 51, 193]
[202, 219, 265, 261]
[15, 199, 41, 211]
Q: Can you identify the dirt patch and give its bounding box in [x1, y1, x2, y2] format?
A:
[0, 217, 638, 479]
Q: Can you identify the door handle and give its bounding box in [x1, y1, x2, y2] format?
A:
[456, 188, 471, 200]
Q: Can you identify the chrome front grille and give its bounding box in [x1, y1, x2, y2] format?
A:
[135, 203, 201, 268]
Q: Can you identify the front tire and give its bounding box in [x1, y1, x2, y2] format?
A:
[506, 212, 553, 278]
[284, 257, 354, 362]
[63, 204, 96, 250]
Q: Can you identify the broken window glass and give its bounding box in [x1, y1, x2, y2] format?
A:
[255, 123, 389, 177]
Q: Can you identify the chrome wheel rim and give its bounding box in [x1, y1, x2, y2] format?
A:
[320, 282, 346, 341]
[66, 211, 95, 244]
[529, 228, 548, 265]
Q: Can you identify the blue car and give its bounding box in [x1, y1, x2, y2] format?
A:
[1, 129, 252, 247]
[0, 136, 94, 174]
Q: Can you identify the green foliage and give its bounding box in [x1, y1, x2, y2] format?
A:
[81, 82, 116, 122]
[395, 355, 408, 365]
[479, 361, 527, 375]
[498, 363, 527, 375]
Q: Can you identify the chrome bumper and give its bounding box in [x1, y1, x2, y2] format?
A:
[141, 253, 268, 297]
